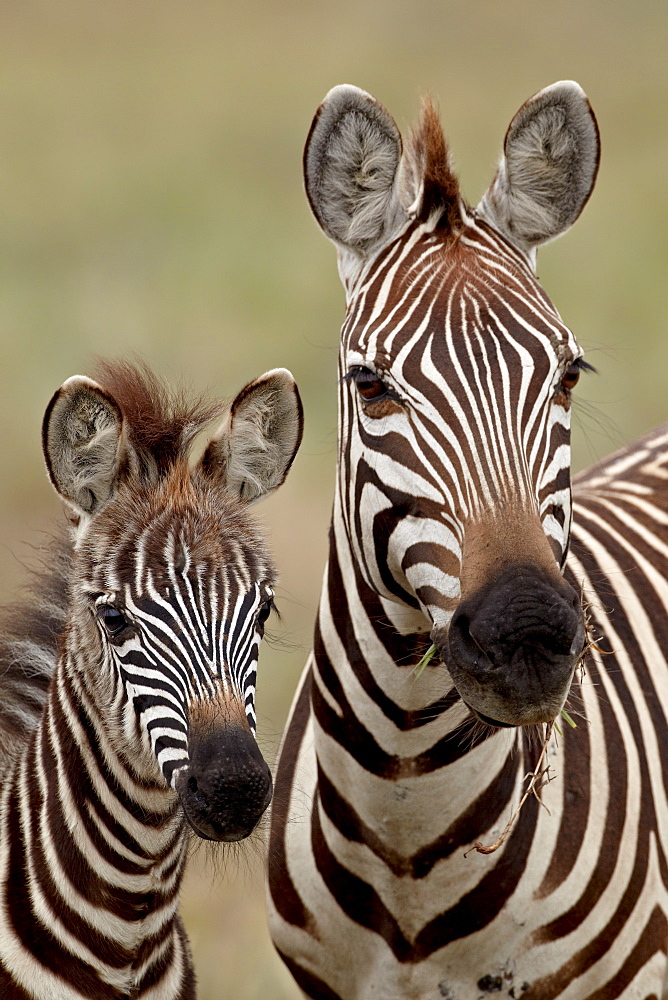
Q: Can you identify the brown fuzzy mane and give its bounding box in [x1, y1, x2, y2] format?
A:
[404, 97, 462, 228]
[93, 359, 223, 473]
[0, 531, 71, 780]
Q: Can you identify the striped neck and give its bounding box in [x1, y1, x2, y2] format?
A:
[315, 505, 523, 756]
[308, 518, 549, 881]
[0, 653, 190, 999]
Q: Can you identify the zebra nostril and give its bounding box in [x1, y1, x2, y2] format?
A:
[450, 610, 496, 671]
[187, 775, 208, 811]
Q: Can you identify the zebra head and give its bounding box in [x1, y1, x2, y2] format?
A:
[305, 83, 600, 728]
[42, 362, 303, 840]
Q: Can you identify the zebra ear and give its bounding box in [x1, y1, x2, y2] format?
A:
[42, 376, 124, 518]
[200, 369, 303, 504]
[478, 81, 600, 253]
[304, 85, 407, 263]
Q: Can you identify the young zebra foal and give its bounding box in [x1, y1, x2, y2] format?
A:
[0, 361, 303, 999]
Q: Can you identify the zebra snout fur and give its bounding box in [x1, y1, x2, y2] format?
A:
[177, 722, 273, 842]
[442, 564, 585, 728]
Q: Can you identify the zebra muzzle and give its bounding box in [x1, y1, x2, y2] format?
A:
[176, 721, 273, 842]
[439, 563, 585, 727]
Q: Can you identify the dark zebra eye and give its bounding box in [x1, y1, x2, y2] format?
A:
[97, 605, 129, 637]
[560, 365, 581, 392]
[257, 600, 273, 626]
[559, 357, 595, 394]
[357, 377, 386, 401]
[344, 366, 395, 402]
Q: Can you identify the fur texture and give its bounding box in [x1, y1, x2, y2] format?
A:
[304, 85, 405, 255]
[400, 96, 460, 227]
[304, 86, 463, 263]
[305, 81, 600, 287]
[0, 533, 70, 783]
[202, 369, 304, 503]
[479, 81, 600, 249]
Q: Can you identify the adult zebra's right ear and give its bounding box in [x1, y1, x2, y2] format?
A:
[42, 376, 124, 520]
[200, 369, 303, 504]
[304, 85, 408, 276]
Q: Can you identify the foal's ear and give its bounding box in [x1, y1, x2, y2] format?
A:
[478, 81, 600, 253]
[200, 369, 303, 503]
[43, 376, 124, 518]
[304, 85, 407, 262]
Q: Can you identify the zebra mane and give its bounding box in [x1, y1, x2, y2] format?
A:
[402, 97, 461, 227]
[93, 358, 223, 473]
[0, 531, 71, 780]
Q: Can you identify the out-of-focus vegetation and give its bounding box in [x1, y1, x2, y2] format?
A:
[1, 1, 666, 996]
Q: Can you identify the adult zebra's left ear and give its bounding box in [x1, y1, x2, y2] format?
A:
[477, 81, 600, 254]
[42, 376, 125, 518]
[200, 369, 303, 504]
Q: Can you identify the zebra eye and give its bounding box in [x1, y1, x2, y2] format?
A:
[560, 364, 581, 392]
[257, 600, 273, 627]
[345, 366, 394, 402]
[357, 377, 386, 401]
[97, 605, 130, 637]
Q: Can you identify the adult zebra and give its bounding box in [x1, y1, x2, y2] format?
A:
[0, 360, 302, 999]
[268, 82, 668, 998]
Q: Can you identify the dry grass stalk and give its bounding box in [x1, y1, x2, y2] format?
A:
[464, 722, 555, 857]
[462, 590, 613, 857]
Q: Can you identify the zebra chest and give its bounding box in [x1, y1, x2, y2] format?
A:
[299, 714, 571, 983]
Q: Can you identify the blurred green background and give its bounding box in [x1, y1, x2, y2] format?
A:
[1, 1, 666, 997]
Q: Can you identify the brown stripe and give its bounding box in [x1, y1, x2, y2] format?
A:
[317, 747, 518, 879]
[276, 949, 345, 1000]
[5, 776, 123, 996]
[311, 733, 540, 963]
[535, 682, 591, 898]
[311, 789, 413, 962]
[414, 732, 541, 958]
[530, 904, 667, 999]
[534, 659, 627, 942]
[268, 668, 317, 933]
[52, 675, 175, 865]
[0, 966, 35, 999]
[326, 549, 459, 728]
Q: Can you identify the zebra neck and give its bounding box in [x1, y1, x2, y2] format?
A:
[315, 526, 518, 759]
[0, 652, 189, 995]
[309, 537, 540, 867]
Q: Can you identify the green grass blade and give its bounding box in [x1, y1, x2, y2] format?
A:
[414, 643, 437, 677]
[560, 708, 577, 728]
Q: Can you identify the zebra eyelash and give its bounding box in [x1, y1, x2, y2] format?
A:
[572, 357, 597, 374]
[340, 365, 381, 384]
[556, 356, 597, 396]
[341, 366, 402, 403]
[257, 597, 279, 627]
